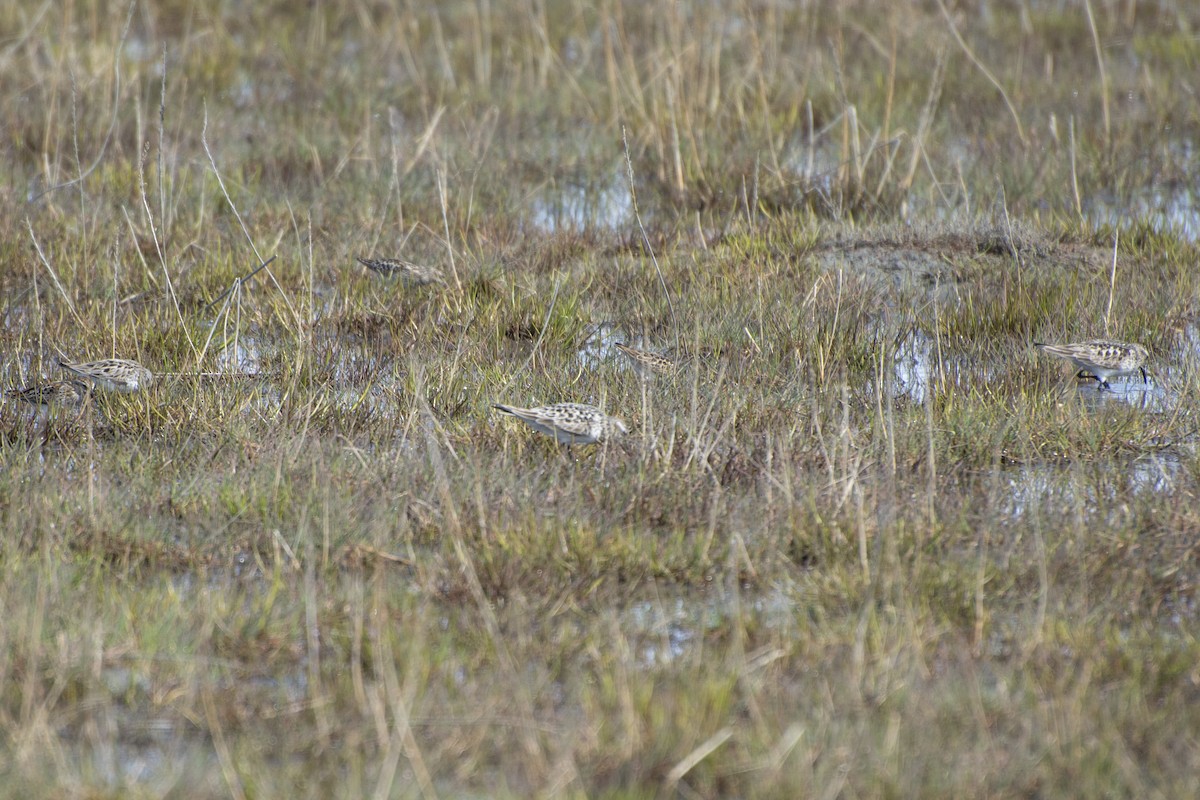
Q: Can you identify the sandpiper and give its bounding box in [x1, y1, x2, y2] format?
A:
[58, 358, 154, 392]
[5, 379, 91, 409]
[1034, 340, 1149, 390]
[492, 402, 627, 445]
[615, 342, 677, 376]
[355, 256, 444, 286]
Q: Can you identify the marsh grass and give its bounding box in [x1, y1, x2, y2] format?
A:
[2, 0, 1200, 797]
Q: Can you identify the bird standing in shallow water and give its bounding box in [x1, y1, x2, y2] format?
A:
[492, 402, 627, 445]
[58, 358, 154, 392]
[1034, 340, 1149, 390]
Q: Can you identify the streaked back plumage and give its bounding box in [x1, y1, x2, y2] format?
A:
[5, 379, 91, 409]
[1034, 340, 1148, 388]
[615, 342, 677, 376]
[58, 358, 154, 392]
[356, 256, 444, 286]
[492, 402, 627, 445]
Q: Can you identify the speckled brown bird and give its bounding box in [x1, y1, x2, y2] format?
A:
[1034, 340, 1149, 390]
[492, 402, 627, 445]
[355, 256, 444, 286]
[58, 358, 154, 392]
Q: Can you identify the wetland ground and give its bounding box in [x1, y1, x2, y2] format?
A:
[2, 1, 1200, 797]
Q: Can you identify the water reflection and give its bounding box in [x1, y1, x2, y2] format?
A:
[1085, 139, 1200, 243]
[626, 597, 699, 665]
[1069, 375, 1168, 412]
[529, 163, 632, 233]
[622, 586, 796, 667]
[577, 321, 626, 370]
[889, 330, 983, 402]
[1000, 452, 1184, 521]
[892, 329, 932, 403]
[217, 337, 262, 375]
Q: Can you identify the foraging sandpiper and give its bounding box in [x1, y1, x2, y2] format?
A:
[1034, 340, 1149, 390]
[615, 342, 677, 376]
[356, 256, 444, 286]
[492, 402, 627, 445]
[58, 358, 154, 392]
[5, 379, 92, 409]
